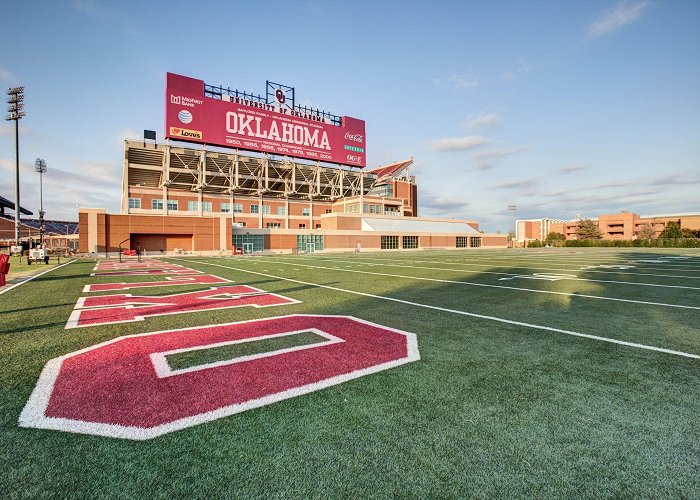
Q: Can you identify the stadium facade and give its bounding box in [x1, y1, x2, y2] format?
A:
[79, 73, 507, 255]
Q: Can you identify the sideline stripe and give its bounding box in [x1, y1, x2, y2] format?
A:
[308, 256, 700, 291]
[175, 258, 700, 361]
[0, 259, 76, 296]
[267, 258, 700, 311]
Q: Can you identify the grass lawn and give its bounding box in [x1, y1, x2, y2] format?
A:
[1, 248, 699, 497]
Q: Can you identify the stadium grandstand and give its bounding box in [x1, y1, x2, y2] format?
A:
[0, 195, 79, 253]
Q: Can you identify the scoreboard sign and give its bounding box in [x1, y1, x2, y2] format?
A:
[165, 73, 367, 168]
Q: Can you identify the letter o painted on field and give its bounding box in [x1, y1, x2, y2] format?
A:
[19, 315, 419, 440]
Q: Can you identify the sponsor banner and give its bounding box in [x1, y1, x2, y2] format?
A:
[165, 73, 367, 167]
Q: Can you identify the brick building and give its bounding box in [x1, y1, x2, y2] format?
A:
[516, 211, 700, 244]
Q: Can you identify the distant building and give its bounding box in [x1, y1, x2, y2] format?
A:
[516, 211, 700, 244]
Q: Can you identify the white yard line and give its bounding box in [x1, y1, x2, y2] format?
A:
[0, 259, 76, 296]
[420, 254, 700, 272]
[174, 258, 700, 361]
[307, 256, 700, 290]
[313, 254, 700, 280]
[265, 258, 700, 310]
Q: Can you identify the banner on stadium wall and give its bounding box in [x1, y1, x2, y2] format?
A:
[165, 73, 366, 167]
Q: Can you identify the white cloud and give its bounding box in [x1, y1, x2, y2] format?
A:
[73, 0, 97, 13]
[489, 177, 541, 190]
[421, 194, 470, 213]
[447, 74, 478, 89]
[557, 163, 588, 174]
[429, 135, 489, 152]
[0, 156, 121, 220]
[465, 112, 502, 129]
[0, 123, 30, 137]
[473, 146, 528, 162]
[117, 128, 141, 144]
[588, 1, 648, 37]
[0, 67, 15, 82]
[502, 58, 532, 81]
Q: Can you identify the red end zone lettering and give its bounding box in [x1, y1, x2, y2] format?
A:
[66, 286, 299, 328]
[20, 315, 419, 440]
[91, 267, 203, 276]
[83, 274, 231, 292]
[94, 260, 175, 270]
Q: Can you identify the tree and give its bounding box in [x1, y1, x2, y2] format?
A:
[635, 223, 656, 240]
[681, 228, 699, 239]
[545, 232, 566, 242]
[658, 221, 682, 239]
[575, 218, 603, 240]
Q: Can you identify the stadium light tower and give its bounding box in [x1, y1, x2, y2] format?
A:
[35, 158, 47, 246]
[6, 86, 26, 246]
[507, 204, 517, 245]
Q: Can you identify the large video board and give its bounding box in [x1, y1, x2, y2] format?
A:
[165, 73, 366, 168]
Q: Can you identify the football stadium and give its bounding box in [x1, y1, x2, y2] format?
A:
[2, 68, 699, 499]
[77, 73, 507, 256]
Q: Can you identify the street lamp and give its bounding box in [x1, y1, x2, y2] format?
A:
[6, 86, 26, 246]
[35, 158, 47, 246]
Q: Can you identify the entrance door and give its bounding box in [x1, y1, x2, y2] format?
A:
[306, 243, 315, 253]
[243, 243, 254, 254]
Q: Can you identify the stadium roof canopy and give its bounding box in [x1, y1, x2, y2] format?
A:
[361, 218, 480, 234]
[0, 194, 33, 215]
[367, 159, 413, 183]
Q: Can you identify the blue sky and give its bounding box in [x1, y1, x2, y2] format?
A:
[1, 0, 698, 232]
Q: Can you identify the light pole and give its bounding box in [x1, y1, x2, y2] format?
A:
[35, 158, 47, 246]
[6, 86, 26, 246]
[507, 204, 517, 246]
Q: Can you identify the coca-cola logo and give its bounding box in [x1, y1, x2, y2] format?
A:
[344, 132, 364, 143]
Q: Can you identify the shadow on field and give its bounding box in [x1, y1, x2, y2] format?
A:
[0, 303, 74, 315]
[0, 321, 68, 336]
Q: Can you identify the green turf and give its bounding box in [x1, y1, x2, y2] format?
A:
[166, 330, 327, 370]
[1, 248, 699, 498]
[3, 254, 59, 280]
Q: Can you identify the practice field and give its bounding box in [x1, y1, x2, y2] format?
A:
[1, 248, 699, 497]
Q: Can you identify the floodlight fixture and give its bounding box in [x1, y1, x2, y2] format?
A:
[7, 86, 26, 245]
[35, 158, 47, 245]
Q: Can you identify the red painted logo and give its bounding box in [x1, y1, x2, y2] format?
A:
[91, 266, 203, 276]
[20, 315, 419, 440]
[66, 285, 299, 328]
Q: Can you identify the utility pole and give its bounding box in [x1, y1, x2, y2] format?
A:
[6, 87, 26, 246]
[35, 158, 47, 246]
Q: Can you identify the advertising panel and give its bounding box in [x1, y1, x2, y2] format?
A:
[165, 73, 366, 167]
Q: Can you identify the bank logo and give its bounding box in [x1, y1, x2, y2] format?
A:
[170, 95, 181, 104]
[178, 110, 193, 124]
[169, 127, 202, 140]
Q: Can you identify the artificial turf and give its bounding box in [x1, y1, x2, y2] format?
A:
[1, 248, 699, 497]
[3, 254, 60, 281]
